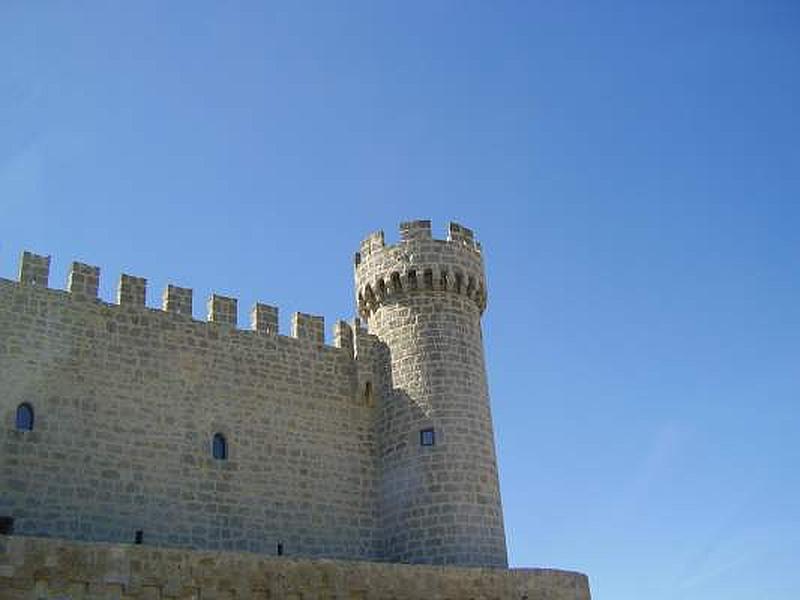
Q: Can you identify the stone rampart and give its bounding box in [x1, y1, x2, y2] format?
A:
[0, 252, 382, 559]
[0, 536, 591, 599]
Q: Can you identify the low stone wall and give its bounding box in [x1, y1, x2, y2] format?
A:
[0, 536, 591, 599]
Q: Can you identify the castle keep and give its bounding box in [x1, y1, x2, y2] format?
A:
[0, 220, 590, 599]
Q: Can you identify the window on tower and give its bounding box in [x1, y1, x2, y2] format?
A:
[15, 403, 34, 431]
[420, 428, 435, 447]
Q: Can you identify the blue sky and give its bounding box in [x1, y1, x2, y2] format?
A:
[1, 2, 798, 598]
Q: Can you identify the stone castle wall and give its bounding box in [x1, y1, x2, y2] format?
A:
[0, 536, 591, 600]
[0, 255, 382, 559]
[0, 220, 587, 591]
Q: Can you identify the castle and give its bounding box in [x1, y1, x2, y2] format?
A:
[0, 221, 590, 599]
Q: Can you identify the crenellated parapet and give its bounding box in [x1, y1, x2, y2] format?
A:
[18, 251, 51, 287]
[292, 312, 324, 344]
[251, 302, 279, 335]
[68, 262, 101, 299]
[208, 293, 238, 327]
[6, 250, 348, 349]
[118, 274, 147, 306]
[354, 220, 487, 320]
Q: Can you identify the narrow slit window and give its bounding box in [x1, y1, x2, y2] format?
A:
[212, 433, 227, 460]
[364, 381, 373, 404]
[420, 428, 435, 447]
[15, 403, 34, 431]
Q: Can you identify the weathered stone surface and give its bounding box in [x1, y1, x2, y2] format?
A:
[0, 272, 379, 559]
[17, 252, 50, 287]
[0, 536, 591, 600]
[0, 220, 589, 594]
[117, 274, 147, 307]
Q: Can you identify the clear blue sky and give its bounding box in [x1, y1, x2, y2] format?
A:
[2, 2, 798, 598]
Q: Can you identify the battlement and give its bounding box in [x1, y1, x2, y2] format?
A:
[354, 220, 487, 319]
[6, 250, 360, 352]
[354, 220, 482, 267]
[18, 251, 51, 286]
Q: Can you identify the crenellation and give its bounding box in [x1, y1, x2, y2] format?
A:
[208, 293, 238, 326]
[117, 274, 147, 307]
[447, 221, 475, 247]
[251, 302, 278, 335]
[18, 251, 51, 287]
[359, 230, 385, 260]
[68, 261, 100, 299]
[162, 284, 193, 316]
[334, 320, 354, 356]
[5, 251, 366, 348]
[354, 222, 486, 320]
[291, 311, 324, 343]
[400, 219, 432, 242]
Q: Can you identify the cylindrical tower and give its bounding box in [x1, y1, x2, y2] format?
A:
[354, 220, 507, 567]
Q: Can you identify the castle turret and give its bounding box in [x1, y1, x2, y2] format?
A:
[355, 220, 507, 567]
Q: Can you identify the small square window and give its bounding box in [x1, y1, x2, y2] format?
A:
[0, 517, 14, 535]
[420, 428, 435, 447]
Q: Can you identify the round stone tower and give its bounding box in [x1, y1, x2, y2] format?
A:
[354, 220, 507, 567]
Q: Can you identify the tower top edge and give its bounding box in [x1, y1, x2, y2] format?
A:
[353, 220, 488, 318]
[354, 220, 481, 266]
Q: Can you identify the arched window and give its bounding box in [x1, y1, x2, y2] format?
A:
[212, 433, 227, 460]
[15, 403, 34, 431]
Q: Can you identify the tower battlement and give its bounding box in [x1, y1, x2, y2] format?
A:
[354, 220, 487, 320]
